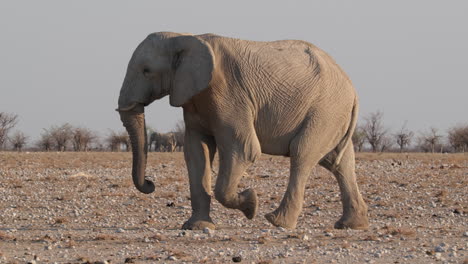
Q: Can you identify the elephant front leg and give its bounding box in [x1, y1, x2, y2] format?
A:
[214, 133, 261, 220]
[181, 129, 217, 230]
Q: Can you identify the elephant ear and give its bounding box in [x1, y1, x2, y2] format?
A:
[170, 35, 215, 107]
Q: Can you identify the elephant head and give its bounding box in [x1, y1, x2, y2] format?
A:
[116, 32, 215, 194]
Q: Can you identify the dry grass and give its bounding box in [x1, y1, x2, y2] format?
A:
[356, 152, 468, 163]
[0, 151, 185, 170]
[383, 226, 417, 237]
[64, 239, 77, 248]
[257, 234, 271, 244]
[257, 260, 273, 264]
[54, 217, 69, 224]
[5, 178, 23, 189]
[148, 234, 167, 241]
[0, 231, 14, 240]
[160, 191, 176, 198]
[167, 249, 192, 260]
[94, 234, 118, 241]
[363, 235, 380, 241]
[1, 151, 465, 170]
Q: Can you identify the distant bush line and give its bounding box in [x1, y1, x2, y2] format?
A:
[0, 111, 467, 153]
[0, 112, 184, 152]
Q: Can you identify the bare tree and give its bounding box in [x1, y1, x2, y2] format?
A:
[106, 130, 120, 151]
[447, 124, 468, 152]
[0, 112, 19, 150]
[37, 129, 54, 151]
[106, 130, 130, 151]
[117, 131, 131, 151]
[352, 125, 366, 152]
[72, 127, 96, 151]
[92, 138, 105, 151]
[9, 131, 28, 151]
[379, 135, 393, 152]
[363, 111, 387, 152]
[418, 127, 442, 153]
[394, 122, 414, 152]
[49, 123, 73, 151]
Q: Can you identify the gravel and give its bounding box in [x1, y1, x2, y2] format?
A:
[0, 152, 467, 263]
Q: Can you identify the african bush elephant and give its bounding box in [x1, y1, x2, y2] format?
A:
[117, 32, 368, 230]
[149, 132, 176, 152]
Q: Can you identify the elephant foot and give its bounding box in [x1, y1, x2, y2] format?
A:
[264, 210, 297, 229]
[239, 189, 258, 219]
[334, 213, 369, 230]
[182, 217, 215, 230]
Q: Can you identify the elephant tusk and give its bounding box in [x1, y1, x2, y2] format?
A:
[115, 102, 138, 112]
[115, 102, 140, 112]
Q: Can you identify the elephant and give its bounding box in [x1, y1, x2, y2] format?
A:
[117, 32, 369, 230]
[149, 132, 176, 152]
[173, 131, 184, 151]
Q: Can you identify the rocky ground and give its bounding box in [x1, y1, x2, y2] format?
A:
[0, 152, 467, 264]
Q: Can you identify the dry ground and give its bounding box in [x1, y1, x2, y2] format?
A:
[0, 152, 467, 263]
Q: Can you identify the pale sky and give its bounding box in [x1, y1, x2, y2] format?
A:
[1, 1, 467, 142]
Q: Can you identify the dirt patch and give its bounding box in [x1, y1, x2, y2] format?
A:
[0, 152, 467, 263]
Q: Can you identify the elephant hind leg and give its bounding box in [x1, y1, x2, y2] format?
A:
[266, 118, 334, 229]
[265, 156, 317, 229]
[320, 144, 369, 230]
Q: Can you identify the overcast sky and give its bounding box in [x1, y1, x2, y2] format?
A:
[1, 1, 467, 142]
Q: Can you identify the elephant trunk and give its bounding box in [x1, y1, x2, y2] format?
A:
[118, 104, 155, 194]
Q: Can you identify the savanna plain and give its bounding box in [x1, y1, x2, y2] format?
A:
[0, 152, 467, 264]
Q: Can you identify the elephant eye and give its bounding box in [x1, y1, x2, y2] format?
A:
[142, 68, 151, 76]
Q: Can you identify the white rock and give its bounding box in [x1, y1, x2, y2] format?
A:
[203, 227, 214, 235]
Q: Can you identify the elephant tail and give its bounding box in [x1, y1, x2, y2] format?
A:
[333, 96, 358, 170]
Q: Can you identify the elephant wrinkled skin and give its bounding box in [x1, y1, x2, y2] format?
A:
[116, 32, 369, 230]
